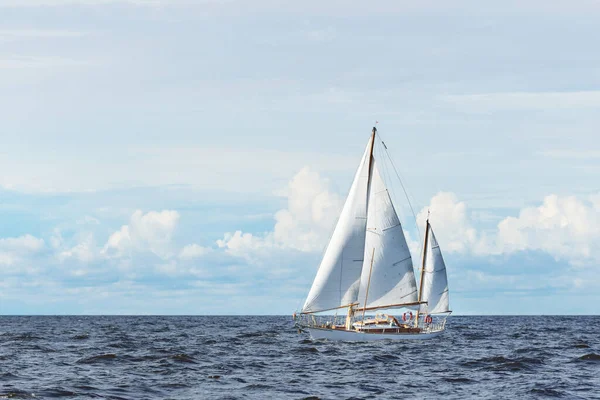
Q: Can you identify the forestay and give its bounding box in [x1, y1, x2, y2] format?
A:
[420, 224, 450, 313]
[302, 136, 374, 313]
[357, 162, 418, 309]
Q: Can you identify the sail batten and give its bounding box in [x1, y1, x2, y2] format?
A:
[301, 135, 374, 313]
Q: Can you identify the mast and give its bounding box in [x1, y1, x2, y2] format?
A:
[360, 247, 376, 324]
[367, 126, 376, 183]
[415, 215, 430, 327]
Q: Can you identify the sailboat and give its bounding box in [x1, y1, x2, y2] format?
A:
[293, 127, 451, 340]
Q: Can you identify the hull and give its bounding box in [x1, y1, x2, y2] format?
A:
[305, 327, 444, 341]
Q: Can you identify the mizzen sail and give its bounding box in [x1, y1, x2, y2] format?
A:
[419, 223, 450, 313]
[302, 135, 374, 313]
[357, 162, 418, 309]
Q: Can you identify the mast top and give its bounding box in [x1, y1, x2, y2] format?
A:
[372, 126, 377, 135]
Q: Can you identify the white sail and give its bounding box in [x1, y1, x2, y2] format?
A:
[357, 162, 418, 309]
[420, 223, 450, 313]
[302, 136, 374, 313]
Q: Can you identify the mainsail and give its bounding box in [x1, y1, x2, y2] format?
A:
[301, 135, 374, 313]
[419, 222, 450, 314]
[357, 162, 418, 309]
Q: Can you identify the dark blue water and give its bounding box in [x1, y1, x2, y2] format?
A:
[1, 316, 599, 399]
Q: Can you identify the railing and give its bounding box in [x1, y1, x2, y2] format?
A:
[295, 313, 448, 332]
[295, 314, 344, 329]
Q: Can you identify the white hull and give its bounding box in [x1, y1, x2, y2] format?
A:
[305, 327, 444, 341]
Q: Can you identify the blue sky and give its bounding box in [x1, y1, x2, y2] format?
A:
[0, 0, 599, 314]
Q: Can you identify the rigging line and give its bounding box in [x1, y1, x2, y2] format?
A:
[376, 134, 424, 266]
[378, 140, 401, 223]
[377, 132, 422, 244]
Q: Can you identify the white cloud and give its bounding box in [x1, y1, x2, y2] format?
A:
[103, 210, 180, 259]
[217, 167, 342, 257]
[179, 244, 212, 260]
[217, 170, 600, 267]
[496, 194, 600, 262]
[273, 167, 342, 251]
[0, 234, 45, 267]
[58, 232, 97, 263]
[416, 192, 479, 253]
[0, 234, 45, 254]
[418, 191, 600, 265]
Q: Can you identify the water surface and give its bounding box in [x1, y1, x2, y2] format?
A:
[1, 316, 599, 399]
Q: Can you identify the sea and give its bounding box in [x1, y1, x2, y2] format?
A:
[0, 316, 599, 399]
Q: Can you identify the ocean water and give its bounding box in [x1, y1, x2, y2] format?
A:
[0, 316, 599, 399]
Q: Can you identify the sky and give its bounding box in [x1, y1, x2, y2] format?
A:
[0, 0, 599, 315]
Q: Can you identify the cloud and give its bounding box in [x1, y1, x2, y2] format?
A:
[179, 244, 212, 260]
[0, 234, 45, 253]
[58, 232, 97, 264]
[416, 192, 479, 253]
[103, 210, 180, 259]
[216, 168, 600, 269]
[496, 194, 599, 263]
[217, 167, 342, 258]
[0, 234, 45, 266]
[418, 191, 600, 265]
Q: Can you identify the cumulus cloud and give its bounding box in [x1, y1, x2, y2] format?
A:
[0, 234, 45, 266]
[418, 191, 600, 265]
[496, 194, 599, 263]
[0, 209, 216, 280]
[0, 234, 45, 253]
[217, 167, 342, 257]
[103, 210, 180, 259]
[217, 168, 600, 268]
[179, 244, 212, 260]
[416, 192, 479, 253]
[58, 232, 97, 264]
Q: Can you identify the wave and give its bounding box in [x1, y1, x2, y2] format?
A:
[463, 355, 543, 371]
[72, 333, 89, 340]
[170, 354, 196, 363]
[295, 347, 319, 354]
[573, 353, 600, 362]
[444, 377, 473, 383]
[76, 353, 117, 364]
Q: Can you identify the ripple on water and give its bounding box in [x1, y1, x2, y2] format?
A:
[295, 346, 319, 354]
[573, 353, 600, 363]
[529, 387, 565, 397]
[0, 390, 36, 399]
[169, 353, 196, 363]
[1, 315, 599, 399]
[72, 333, 89, 340]
[76, 353, 117, 364]
[463, 355, 544, 372]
